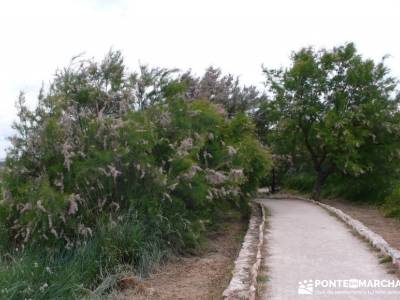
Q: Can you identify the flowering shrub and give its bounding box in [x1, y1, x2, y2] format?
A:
[0, 52, 271, 252]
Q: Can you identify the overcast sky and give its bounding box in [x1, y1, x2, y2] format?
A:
[0, 0, 399, 159]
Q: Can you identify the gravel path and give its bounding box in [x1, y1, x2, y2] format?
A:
[259, 198, 400, 300]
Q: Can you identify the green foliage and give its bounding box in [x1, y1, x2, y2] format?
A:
[0, 214, 164, 300]
[257, 43, 400, 199]
[0, 52, 271, 298]
[283, 172, 315, 193]
[382, 186, 400, 220]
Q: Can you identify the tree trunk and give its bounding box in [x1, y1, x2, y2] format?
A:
[271, 167, 276, 193]
[312, 171, 325, 201]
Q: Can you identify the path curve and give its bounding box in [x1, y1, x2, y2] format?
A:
[259, 197, 400, 299]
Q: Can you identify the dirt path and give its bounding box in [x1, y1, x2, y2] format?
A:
[259, 197, 400, 300]
[321, 198, 400, 250]
[114, 214, 246, 300]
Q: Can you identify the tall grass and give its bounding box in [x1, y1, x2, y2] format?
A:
[0, 214, 166, 299]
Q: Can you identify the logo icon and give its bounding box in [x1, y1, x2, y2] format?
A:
[349, 279, 359, 289]
[298, 280, 314, 295]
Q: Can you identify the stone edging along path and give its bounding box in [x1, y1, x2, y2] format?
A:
[223, 203, 266, 300]
[223, 193, 400, 299]
[275, 194, 400, 270]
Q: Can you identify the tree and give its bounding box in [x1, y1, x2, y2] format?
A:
[259, 43, 400, 199]
[181, 67, 262, 117]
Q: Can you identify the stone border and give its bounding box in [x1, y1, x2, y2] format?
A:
[223, 203, 266, 300]
[272, 194, 400, 270]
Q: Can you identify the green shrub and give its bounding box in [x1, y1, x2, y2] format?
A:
[0, 52, 271, 298]
[2, 97, 265, 248]
[382, 186, 400, 220]
[283, 172, 315, 193]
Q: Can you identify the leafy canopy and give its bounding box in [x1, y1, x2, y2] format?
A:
[257, 43, 400, 198]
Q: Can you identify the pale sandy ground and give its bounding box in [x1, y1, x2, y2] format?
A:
[259, 198, 400, 300]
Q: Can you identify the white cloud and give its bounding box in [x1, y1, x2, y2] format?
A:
[0, 0, 399, 159]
